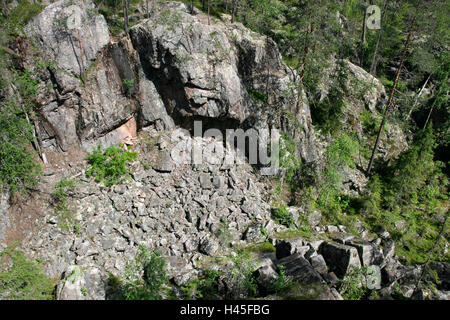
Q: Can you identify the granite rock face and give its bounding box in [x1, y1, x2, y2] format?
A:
[129, 2, 320, 163]
[25, 0, 319, 163]
[25, 0, 110, 77]
[25, 0, 172, 153]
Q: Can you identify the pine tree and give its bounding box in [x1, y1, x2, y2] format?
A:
[366, 14, 415, 174]
[387, 124, 436, 207]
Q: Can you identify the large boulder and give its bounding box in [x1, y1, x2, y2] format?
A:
[346, 238, 384, 267]
[274, 237, 309, 260]
[56, 265, 105, 300]
[276, 253, 324, 284]
[319, 242, 362, 278]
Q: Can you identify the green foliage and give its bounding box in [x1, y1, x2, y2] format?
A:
[260, 226, 269, 240]
[243, 0, 283, 35]
[216, 219, 232, 247]
[247, 89, 267, 102]
[51, 177, 79, 232]
[51, 177, 76, 204]
[0, 242, 54, 300]
[159, 7, 182, 31]
[279, 135, 302, 183]
[181, 269, 222, 300]
[94, 0, 142, 36]
[360, 109, 381, 137]
[122, 78, 134, 97]
[268, 264, 292, 294]
[385, 125, 437, 208]
[245, 241, 275, 254]
[0, 101, 41, 194]
[361, 174, 383, 218]
[272, 204, 294, 227]
[311, 60, 348, 134]
[317, 133, 359, 209]
[0, 2, 44, 196]
[229, 249, 258, 298]
[339, 265, 370, 300]
[121, 246, 170, 300]
[1, 0, 43, 36]
[359, 125, 449, 264]
[86, 143, 137, 187]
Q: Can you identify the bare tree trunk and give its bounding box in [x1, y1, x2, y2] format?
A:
[295, 22, 312, 114]
[231, 0, 236, 23]
[360, 0, 368, 67]
[265, 36, 271, 99]
[299, 22, 312, 84]
[123, 0, 129, 35]
[1, 46, 21, 58]
[10, 82, 47, 164]
[3, 0, 8, 18]
[76, 29, 85, 84]
[423, 72, 448, 130]
[362, 1, 368, 44]
[367, 19, 414, 174]
[32, 116, 47, 164]
[406, 73, 432, 120]
[423, 100, 435, 130]
[207, 0, 210, 25]
[370, 0, 388, 75]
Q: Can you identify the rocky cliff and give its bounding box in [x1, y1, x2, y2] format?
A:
[0, 0, 447, 301]
[23, 0, 319, 162]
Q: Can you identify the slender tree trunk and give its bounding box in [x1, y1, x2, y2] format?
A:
[1, 46, 21, 58]
[299, 22, 312, 84]
[360, 1, 368, 67]
[406, 73, 432, 120]
[231, 0, 236, 23]
[32, 116, 47, 164]
[367, 19, 414, 174]
[123, 0, 129, 35]
[190, 0, 194, 14]
[207, 0, 210, 25]
[295, 22, 312, 114]
[370, 0, 388, 75]
[76, 29, 85, 84]
[362, 1, 368, 44]
[423, 101, 435, 130]
[423, 72, 448, 129]
[3, 0, 8, 18]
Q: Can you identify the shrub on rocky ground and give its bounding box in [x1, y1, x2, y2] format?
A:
[0, 242, 55, 300]
[86, 143, 137, 187]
